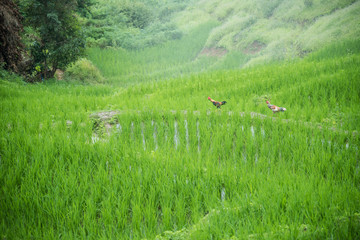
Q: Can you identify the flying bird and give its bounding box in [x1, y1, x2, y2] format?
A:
[208, 97, 227, 108]
[266, 100, 286, 113]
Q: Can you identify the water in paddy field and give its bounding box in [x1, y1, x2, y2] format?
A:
[185, 120, 189, 151]
[152, 120, 158, 151]
[251, 126, 255, 138]
[197, 120, 201, 152]
[174, 120, 179, 150]
[221, 187, 226, 202]
[90, 114, 356, 159]
[141, 122, 146, 151]
[116, 123, 122, 133]
[131, 122, 135, 141]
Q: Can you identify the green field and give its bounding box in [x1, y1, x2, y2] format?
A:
[1, 36, 360, 239]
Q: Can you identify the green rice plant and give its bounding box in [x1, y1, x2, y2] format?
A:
[1, 39, 360, 239]
[1, 108, 360, 238]
[307, 39, 360, 60]
[86, 21, 218, 85]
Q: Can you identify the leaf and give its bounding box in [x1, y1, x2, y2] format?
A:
[47, 13, 61, 24]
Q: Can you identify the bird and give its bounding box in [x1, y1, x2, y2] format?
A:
[208, 97, 227, 108]
[266, 100, 286, 113]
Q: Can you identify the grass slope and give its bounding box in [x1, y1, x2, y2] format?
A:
[88, 40, 360, 132]
[86, 21, 225, 85]
[1, 41, 359, 239]
[173, 0, 360, 66]
[85, 0, 360, 85]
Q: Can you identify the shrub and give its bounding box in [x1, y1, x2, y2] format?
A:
[64, 58, 104, 84]
[304, 0, 313, 8]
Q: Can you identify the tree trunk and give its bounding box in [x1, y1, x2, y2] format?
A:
[49, 63, 58, 78]
[44, 56, 47, 79]
[0, 0, 24, 73]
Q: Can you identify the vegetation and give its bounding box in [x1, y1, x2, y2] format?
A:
[86, 21, 220, 85]
[84, 0, 188, 49]
[1, 40, 359, 239]
[0, 0, 359, 239]
[19, 0, 88, 79]
[64, 58, 104, 84]
[85, 0, 360, 73]
[0, 0, 24, 73]
[3, 0, 359, 80]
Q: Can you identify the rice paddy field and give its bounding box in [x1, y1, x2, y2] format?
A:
[1, 38, 360, 239]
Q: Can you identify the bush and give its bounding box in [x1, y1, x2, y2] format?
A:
[0, 63, 24, 83]
[304, 0, 313, 8]
[64, 58, 104, 84]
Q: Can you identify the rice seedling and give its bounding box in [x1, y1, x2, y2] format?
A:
[1, 40, 359, 239]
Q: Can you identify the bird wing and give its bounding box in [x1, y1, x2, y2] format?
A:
[269, 105, 277, 110]
[268, 104, 276, 110]
[272, 106, 280, 112]
[268, 103, 280, 111]
[209, 98, 226, 108]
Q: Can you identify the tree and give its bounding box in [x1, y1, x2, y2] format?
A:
[21, 0, 86, 79]
[120, 1, 152, 29]
[0, 0, 24, 73]
[76, 0, 94, 17]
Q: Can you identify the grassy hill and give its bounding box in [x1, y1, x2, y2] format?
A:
[84, 0, 360, 85]
[173, 0, 360, 67]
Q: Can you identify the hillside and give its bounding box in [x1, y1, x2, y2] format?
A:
[86, 0, 360, 84]
[173, 0, 360, 67]
[90, 41, 360, 132]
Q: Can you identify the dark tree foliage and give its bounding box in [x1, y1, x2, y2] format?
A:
[77, 0, 95, 17]
[0, 0, 24, 73]
[21, 0, 86, 79]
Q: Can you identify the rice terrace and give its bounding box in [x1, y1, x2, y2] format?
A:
[1, 0, 360, 239]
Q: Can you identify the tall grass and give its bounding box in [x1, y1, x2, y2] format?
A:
[1, 41, 359, 239]
[95, 40, 360, 132]
[1, 107, 359, 239]
[175, 0, 360, 66]
[87, 21, 220, 85]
